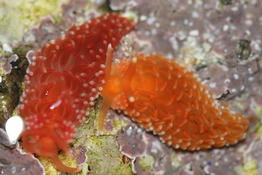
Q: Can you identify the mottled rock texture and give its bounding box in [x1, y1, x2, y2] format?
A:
[0, 0, 262, 175]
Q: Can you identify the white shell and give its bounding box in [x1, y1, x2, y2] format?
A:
[5, 115, 24, 144]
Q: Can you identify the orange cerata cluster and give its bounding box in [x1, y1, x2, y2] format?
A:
[100, 53, 249, 151]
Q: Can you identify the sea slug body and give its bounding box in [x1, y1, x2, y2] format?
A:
[100, 53, 249, 151]
[18, 13, 133, 172]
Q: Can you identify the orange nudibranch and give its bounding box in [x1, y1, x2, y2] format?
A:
[99, 53, 249, 151]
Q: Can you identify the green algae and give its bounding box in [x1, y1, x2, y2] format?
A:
[40, 110, 133, 175]
[85, 136, 132, 175]
[254, 106, 262, 119]
[38, 108, 132, 175]
[219, 0, 233, 6]
[39, 152, 78, 175]
[241, 157, 259, 175]
[39, 157, 59, 175]
[138, 155, 155, 172]
[70, 110, 132, 175]
[170, 153, 180, 167]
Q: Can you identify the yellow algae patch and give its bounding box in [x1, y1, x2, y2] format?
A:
[39, 153, 78, 175]
[242, 158, 259, 175]
[0, 0, 68, 43]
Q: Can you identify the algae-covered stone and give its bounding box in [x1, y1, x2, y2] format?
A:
[68, 110, 133, 175]
[0, 44, 29, 123]
[86, 136, 132, 175]
[0, 0, 68, 43]
[137, 155, 155, 172]
[242, 158, 259, 175]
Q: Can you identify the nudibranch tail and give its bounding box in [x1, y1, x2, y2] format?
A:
[51, 153, 81, 173]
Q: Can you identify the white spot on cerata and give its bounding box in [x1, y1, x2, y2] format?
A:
[128, 96, 135, 102]
[100, 64, 106, 68]
[132, 57, 137, 63]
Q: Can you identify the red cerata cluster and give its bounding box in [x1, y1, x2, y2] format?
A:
[18, 13, 249, 173]
[19, 13, 134, 172]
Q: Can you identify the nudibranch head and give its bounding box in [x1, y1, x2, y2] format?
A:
[22, 127, 80, 173]
[22, 132, 58, 157]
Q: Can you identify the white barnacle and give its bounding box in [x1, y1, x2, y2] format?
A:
[231, 88, 237, 93]
[224, 78, 231, 83]
[209, 82, 216, 88]
[233, 74, 239, 80]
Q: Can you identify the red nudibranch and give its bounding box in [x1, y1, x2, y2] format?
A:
[99, 53, 249, 151]
[18, 13, 134, 172]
